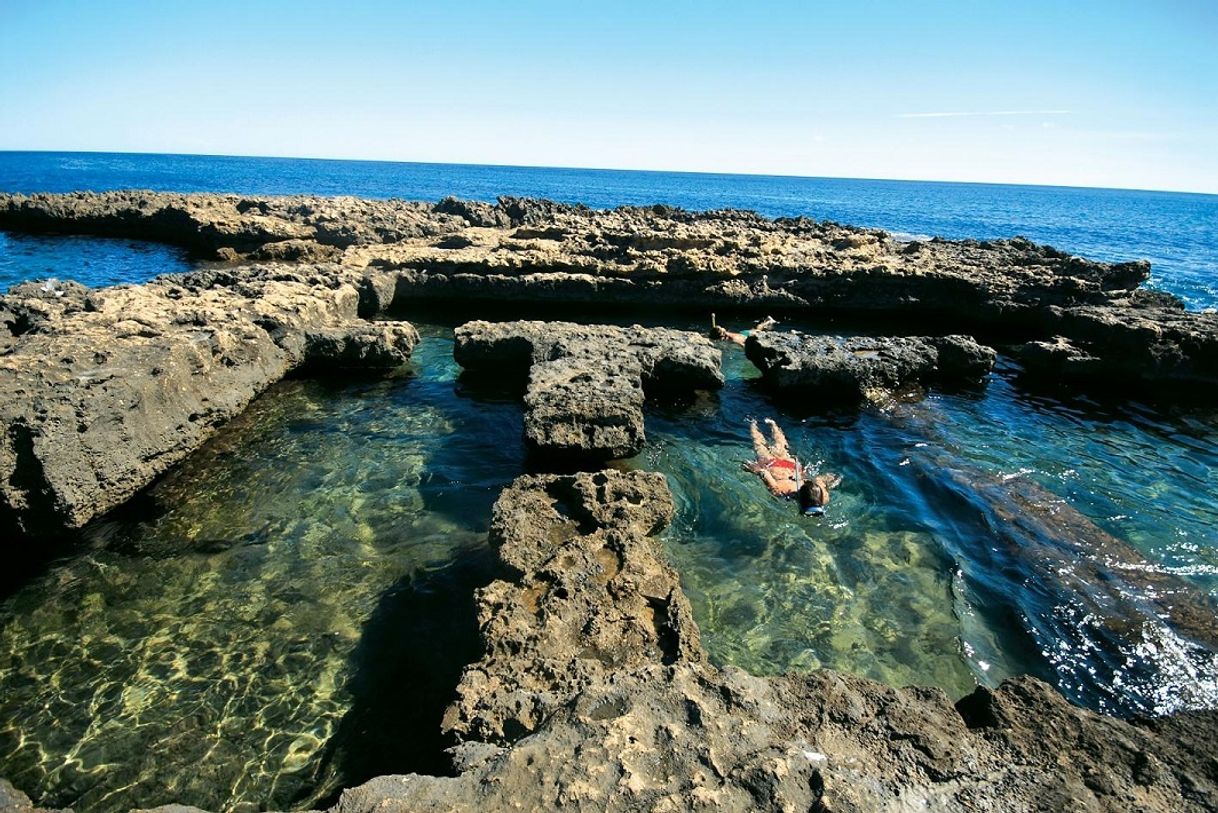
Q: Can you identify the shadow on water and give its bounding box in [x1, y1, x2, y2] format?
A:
[303, 544, 504, 807]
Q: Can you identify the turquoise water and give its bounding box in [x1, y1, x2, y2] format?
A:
[1, 150, 1216, 309]
[0, 154, 1217, 810]
[0, 313, 1215, 811]
[0, 331, 525, 811]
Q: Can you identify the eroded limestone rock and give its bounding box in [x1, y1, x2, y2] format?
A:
[0, 266, 418, 537]
[321, 471, 1218, 813]
[453, 321, 722, 460]
[5, 191, 1217, 393]
[302, 322, 420, 371]
[745, 331, 996, 401]
[443, 470, 699, 743]
[1020, 304, 1218, 390]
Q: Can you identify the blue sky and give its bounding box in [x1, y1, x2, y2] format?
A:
[1, 1, 1216, 192]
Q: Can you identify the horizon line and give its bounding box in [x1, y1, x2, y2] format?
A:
[1, 147, 1216, 199]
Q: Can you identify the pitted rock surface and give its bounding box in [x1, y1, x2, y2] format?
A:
[4, 191, 1217, 391]
[745, 330, 996, 401]
[0, 267, 418, 537]
[316, 471, 1218, 813]
[453, 321, 723, 460]
[302, 322, 420, 371]
[443, 470, 700, 744]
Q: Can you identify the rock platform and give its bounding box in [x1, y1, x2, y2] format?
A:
[2, 192, 1218, 812]
[745, 331, 997, 401]
[453, 320, 722, 460]
[3, 191, 1217, 395]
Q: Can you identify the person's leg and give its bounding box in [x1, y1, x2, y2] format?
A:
[754, 315, 778, 332]
[765, 418, 791, 458]
[749, 419, 773, 461]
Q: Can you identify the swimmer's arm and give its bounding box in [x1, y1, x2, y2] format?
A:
[759, 470, 780, 492]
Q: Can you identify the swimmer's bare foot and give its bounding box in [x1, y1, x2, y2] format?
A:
[756, 316, 778, 332]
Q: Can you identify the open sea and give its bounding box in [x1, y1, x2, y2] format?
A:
[1, 152, 1217, 812]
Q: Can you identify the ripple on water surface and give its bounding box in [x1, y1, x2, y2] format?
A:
[0, 336, 525, 812]
[0, 230, 192, 291]
[1, 325, 1218, 812]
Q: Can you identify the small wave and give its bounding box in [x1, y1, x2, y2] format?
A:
[890, 231, 934, 243]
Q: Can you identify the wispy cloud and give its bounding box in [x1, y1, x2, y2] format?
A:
[896, 110, 1073, 119]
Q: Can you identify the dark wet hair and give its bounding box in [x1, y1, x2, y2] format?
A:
[798, 480, 827, 516]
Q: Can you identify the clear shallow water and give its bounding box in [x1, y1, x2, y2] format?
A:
[0, 316, 1216, 811]
[0, 154, 1217, 811]
[0, 332, 525, 812]
[644, 346, 1218, 714]
[1, 150, 1216, 309]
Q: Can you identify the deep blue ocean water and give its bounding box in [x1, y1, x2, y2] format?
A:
[1, 152, 1216, 812]
[1, 150, 1216, 309]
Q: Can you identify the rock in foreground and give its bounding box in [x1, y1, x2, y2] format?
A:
[0, 269, 418, 537]
[454, 320, 722, 460]
[319, 470, 1218, 813]
[745, 330, 997, 401]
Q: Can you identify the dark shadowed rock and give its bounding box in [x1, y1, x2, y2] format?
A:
[454, 321, 722, 461]
[1020, 305, 1218, 391]
[303, 322, 420, 371]
[745, 330, 996, 401]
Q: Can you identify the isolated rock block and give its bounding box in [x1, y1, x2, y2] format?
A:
[454, 320, 722, 461]
[524, 353, 645, 459]
[303, 321, 420, 371]
[745, 331, 996, 401]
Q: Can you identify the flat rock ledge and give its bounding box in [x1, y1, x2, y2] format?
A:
[454, 320, 723, 460]
[745, 330, 997, 401]
[1020, 305, 1218, 389]
[4, 191, 1217, 393]
[0, 268, 418, 538]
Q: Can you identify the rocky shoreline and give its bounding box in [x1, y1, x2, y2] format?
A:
[2, 191, 1217, 811]
[3, 190, 1216, 394]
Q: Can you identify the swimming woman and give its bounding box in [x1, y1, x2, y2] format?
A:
[743, 418, 841, 516]
[710, 314, 778, 346]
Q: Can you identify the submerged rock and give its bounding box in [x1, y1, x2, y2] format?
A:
[745, 330, 996, 401]
[453, 320, 722, 461]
